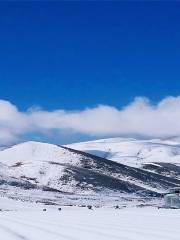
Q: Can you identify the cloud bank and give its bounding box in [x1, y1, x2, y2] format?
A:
[1, 96, 180, 144]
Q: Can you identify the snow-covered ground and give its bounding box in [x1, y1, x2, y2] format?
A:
[0, 141, 85, 193]
[0, 139, 179, 239]
[0, 197, 179, 240]
[68, 137, 180, 167]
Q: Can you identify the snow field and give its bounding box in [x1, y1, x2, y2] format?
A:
[0, 199, 179, 240]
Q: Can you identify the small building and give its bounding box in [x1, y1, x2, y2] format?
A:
[164, 187, 180, 208]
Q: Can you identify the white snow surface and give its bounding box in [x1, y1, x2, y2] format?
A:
[0, 141, 79, 165]
[0, 141, 82, 193]
[68, 137, 180, 167]
[0, 197, 179, 240]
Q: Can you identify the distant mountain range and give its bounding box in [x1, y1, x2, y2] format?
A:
[0, 138, 180, 204]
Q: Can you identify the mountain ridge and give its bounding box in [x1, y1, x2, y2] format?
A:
[0, 139, 180, 204]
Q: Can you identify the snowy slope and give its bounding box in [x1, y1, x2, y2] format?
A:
[1, 140, 180, 203]
[0, 140, 180, 240]
[0, 141, 83, 193]
[0, 141, 157, 197]
[0, 141, 154, 196]
[68, 137, 180, 167]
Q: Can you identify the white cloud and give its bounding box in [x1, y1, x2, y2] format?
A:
[1, 96, 180, 145]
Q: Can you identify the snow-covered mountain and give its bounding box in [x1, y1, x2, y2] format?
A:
[68, 137, 180, 168]
[0, 141, 96, 195]
[0, 139, 180, 204]
[0, 142, 178, 237]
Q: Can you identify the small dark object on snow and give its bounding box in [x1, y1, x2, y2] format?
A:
[43, 208, 47, 212]
[115, 205, 120, 209]
[58, 208, 62, 211]
[87, 205, 93, 210]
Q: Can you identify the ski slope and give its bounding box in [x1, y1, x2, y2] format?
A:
[0, 197, 179, 240]
[68, 137, 180, 167]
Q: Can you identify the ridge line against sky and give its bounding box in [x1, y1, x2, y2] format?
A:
[1, 96, 180, 145]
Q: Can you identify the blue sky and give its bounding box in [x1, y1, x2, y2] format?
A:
[0, 2, 180, 144]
